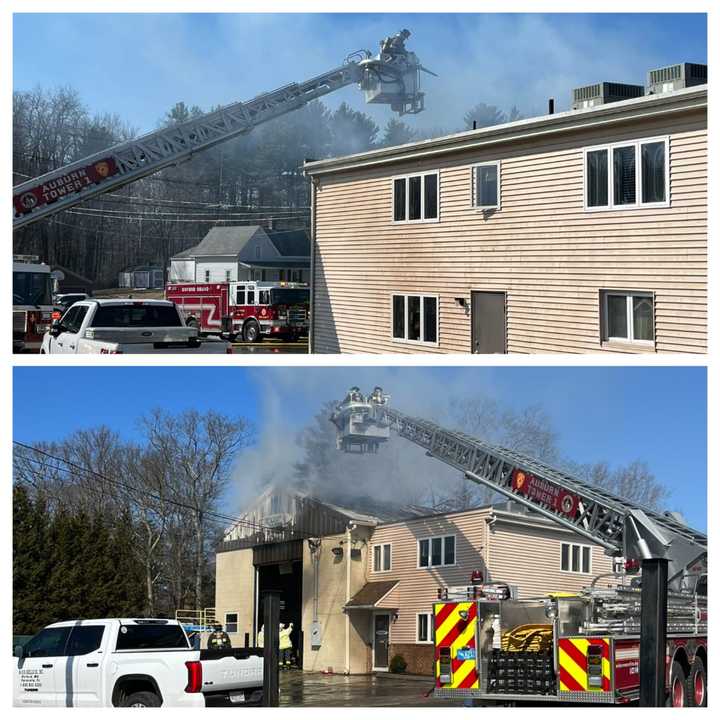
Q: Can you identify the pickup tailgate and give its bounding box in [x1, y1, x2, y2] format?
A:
[199, 649, 263, 693]
[82, 327, 229, 353]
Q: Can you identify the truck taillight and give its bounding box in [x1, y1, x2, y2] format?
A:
[624, 558, 640, 573]
[185, 660, 203, 693]
[226, 346, 234, 354]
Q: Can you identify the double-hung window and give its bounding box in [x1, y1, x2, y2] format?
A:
[225, 613, 239, 634]
[472, 161, 501, 209]
[561, 543, 592, 574]
[392, 293, 438, 345]
[373, 543, 392, 572]
[418, 535, 455, 568]
[393, 172, 439, 222]
[601, 290, 654, 345]
[417, 613, 434, 643]
[584, 137, 669, 210]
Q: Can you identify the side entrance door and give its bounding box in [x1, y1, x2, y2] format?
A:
[373, 613, 390, 671]
[471, 291, 506, 353]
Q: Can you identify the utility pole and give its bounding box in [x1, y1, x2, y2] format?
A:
[639, 559, 668, 707]
[262, 590, 280, 707]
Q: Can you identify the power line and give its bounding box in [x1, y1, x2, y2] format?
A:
[14, 443, 289, 537]
[13, 441, 317, 541]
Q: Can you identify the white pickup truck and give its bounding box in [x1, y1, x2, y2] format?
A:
[13, 618, 263, 707]
[40, 299, 232, 354]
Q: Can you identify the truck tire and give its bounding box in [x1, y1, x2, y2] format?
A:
[686, 656, 707, 707]
[667, 661, 688, 707]
[120, 691, 162, 707]
[243, 320, 261, 343]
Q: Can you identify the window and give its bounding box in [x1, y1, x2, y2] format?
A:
[584, 137, 669, 210]
[115, 624, 190, 650]
[392, 172, 439, 222]
[204, 270, 211, 282]
[225, 613, 239, 634]
[472, 162, 500, 209]
[225, 270, 231, 282]
[66, 626, 105, 656]
[601, 291, 654, 344]
[61, 305, 88, 333]
[23, 627, 71, 658]
[247, 288, 255, 305]
[417, 613, 434, 643]
[255, 245, 261, 259]
[373, 543, 392, 572]
[90, 304, 182, 328]
[561, 543, 592, 574]
[418, 535, 455, 568]
[391, 294, 438, 345]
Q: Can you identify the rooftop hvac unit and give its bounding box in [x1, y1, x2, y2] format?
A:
[571, 82, 644, 110]
[647, 63, 707, 95]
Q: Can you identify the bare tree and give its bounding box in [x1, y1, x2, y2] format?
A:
[142, 409, 254, 609]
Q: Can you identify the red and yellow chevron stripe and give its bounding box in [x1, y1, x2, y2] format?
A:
[433, 601, 479, 690]
[558, 637, 611, 693]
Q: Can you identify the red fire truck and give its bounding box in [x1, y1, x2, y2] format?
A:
[13, 260, 55, 352]
[166, 281, 309, 342]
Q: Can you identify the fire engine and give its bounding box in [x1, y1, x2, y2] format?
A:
[13, 259, 55, 352]
[331, 387, 707, 707]
[166, 281, 309, 342]
[13, 31, 431, 231]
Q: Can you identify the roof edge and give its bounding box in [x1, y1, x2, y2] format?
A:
[304, 85, 706, 176]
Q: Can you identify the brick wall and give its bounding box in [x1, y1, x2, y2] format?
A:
[389, 643, 434, 676]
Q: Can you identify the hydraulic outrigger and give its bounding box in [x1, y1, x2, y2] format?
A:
[331, 387, 707, 706]
[13, 30, 433, 230]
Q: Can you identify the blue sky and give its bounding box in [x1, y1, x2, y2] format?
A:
[13, 13, 707, 132]
[13, 366, 707, 531]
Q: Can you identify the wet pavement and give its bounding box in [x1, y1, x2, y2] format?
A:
[278, 671, 466, 707]
[231, 340, 308, 354]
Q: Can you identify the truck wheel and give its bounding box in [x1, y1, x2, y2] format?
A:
[120, 691, 161, 707]
[686, 656, 707, 707]
[667, 661, 688, 707]
[243, 320, 261, 343]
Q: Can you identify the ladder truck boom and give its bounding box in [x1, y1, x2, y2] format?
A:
[330, 387, 706, 594]
[13, 30, 431, 230]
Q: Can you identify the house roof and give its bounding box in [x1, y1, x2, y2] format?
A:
[266, 229, 310, 257]
[174, 226, 263, 258]
[345, 580, 399, 609]
[304, 85, 707, 177]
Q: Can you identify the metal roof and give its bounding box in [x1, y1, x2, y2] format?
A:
[345, 580, 398, 609]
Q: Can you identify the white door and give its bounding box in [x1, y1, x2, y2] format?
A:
[66, 625, 106, 707]
[50, 305, 88, 354]
[372, 613, 390, 671]
[14, 626, 71, 706]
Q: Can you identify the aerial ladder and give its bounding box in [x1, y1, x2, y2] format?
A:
[13, 30, 433, 230]
[331, 387, 707, 707]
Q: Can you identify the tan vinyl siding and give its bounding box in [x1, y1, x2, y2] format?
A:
[311, 106, 706, 354]
[367, 509, 615, 645]
[488, 518, 614, 599]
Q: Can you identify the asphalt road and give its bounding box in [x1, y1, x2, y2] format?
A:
[231, 340, 308, 354]
[278, 671, 465, 707]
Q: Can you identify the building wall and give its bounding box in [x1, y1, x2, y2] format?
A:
[169, 259, 195, 283]
[195, 258, 240, 283]
[215, 547, 255, 648]
[311, 106, 706, 354]
[366, 508, 614, 674]
[301, 528, 373, 674]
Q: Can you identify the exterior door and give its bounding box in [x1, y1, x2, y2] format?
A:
[471, 291, 506, 353]
[13, 626, 71, 706]
[373, 613, 390, 670]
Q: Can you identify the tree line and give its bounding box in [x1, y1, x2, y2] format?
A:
[13, 84, 523, 288]
[13, 410, 252, 634]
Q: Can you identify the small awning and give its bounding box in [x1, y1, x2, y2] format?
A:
[344, 580, 399, 611]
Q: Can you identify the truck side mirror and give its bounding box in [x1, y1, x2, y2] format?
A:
[14, 644, 25, 659]
[49, 320, 63, 337]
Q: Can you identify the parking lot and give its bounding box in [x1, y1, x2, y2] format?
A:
[278, 672, 465, 707]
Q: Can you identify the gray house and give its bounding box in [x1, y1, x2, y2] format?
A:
[169, 226, 310, 284]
